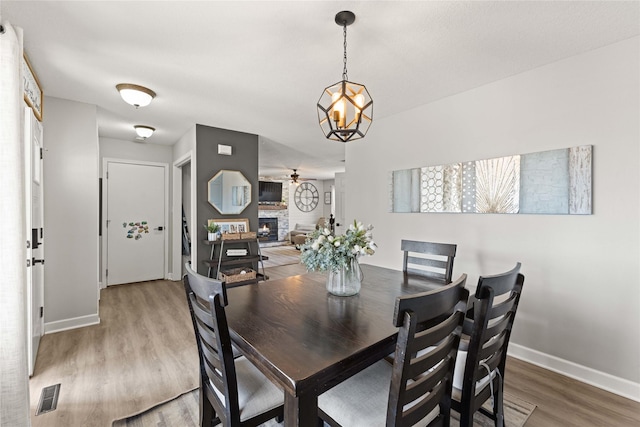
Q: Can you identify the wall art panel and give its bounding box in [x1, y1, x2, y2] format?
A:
[462, 161, 476, 213]
[475, 155, 520, 213]
[443, 163, 462, 213]
[420, 165, 444, 212]
[519, 148, 569, 214]
[569, 145, 592, 214]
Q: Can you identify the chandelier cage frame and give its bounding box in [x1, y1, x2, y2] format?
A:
[317, 11, 373, 143]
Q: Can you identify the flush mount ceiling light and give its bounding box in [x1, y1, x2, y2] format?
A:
[317, 11, 373, 143]
[134, 125, 155, 140]
[116, 83, 156, 108]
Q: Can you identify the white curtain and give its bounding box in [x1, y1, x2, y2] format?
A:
[0, 21, 31, 427]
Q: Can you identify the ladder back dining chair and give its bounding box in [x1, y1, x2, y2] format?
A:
[401, 240, 457, 284]
[451, 263, 524, 427]
[318, 274, 469, 427]
[183, 263, 284, 427]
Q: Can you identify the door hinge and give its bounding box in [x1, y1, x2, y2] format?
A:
[40, 307, 43, 318]
[106, 171, 108, 179]
[40, 147, 43, 160]
[106, 269, 108, 277]
[27, 240, 31, 249]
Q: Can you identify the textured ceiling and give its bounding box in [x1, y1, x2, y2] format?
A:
[2, 1, 638, 179]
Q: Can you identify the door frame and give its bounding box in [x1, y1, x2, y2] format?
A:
[24, 106, 44, 375]
[171, 150, 196, 280]
[334, 172, 346, 235]
[101, 158, 169, 288]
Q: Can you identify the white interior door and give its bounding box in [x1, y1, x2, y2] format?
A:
[106, 161, 166, 285]
[334, 172, 346, 235]
[25, 107, 44, 376]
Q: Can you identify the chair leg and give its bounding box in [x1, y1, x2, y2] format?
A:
[459, 407, 474, 427]
[493, 378, 504, 427]
[199, 386, 216, 427]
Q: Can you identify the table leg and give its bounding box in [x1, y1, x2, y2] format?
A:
[284, 391, 318, 426]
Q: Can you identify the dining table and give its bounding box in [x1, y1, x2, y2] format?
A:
[224, 263, 444, 426]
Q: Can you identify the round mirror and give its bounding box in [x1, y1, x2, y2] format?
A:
[208, 170, 252, 215]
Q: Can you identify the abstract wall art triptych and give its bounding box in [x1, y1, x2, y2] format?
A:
[389, 145, 592, 215]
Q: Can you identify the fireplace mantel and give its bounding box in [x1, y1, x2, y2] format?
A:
[258, 204, 288, 211]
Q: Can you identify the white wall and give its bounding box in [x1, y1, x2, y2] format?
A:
[288, 181, 324, 229]
[43, 97, 100, 332]
[100, 137, 173, 167]
[173, 125, 196, 161]
[347, 37, 639, 399]
[322, 179, 335, 219]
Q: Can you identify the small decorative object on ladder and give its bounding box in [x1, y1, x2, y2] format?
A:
[205, 221, 220, 241]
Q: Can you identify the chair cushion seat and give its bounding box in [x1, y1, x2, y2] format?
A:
[319, 360, 439, 427]
[452, 350, 497, 401]
[212, 355, 283, 421]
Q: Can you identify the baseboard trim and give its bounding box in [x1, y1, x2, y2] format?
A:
[44, 314, 100, 334]
[508, 343, 640, 402]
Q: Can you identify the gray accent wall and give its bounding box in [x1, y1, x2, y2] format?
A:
[195, 125, 258, 275]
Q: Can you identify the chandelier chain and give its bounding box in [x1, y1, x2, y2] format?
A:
[342, 23, 348, 81]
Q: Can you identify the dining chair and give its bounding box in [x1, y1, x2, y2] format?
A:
[401, 240, 457, 284]
[318, 274, 469, 427]
[183, 264, 284, 427]
[451, 263, 524, 427]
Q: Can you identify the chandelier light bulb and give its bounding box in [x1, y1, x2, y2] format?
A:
[332, 92, 345, 126]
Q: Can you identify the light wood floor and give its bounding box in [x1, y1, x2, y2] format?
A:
[260, 244, 302, 269]
[30, 263, 640, 426]
[29, 280, 199, 427]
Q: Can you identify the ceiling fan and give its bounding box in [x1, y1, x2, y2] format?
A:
[289, 169, 314, 184]
[260, 169, 311, 184]
[290, 169, 300, 184]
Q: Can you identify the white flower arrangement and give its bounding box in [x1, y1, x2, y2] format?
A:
[300, 220, 377, 272]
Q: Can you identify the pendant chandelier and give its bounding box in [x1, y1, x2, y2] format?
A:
[317, 11, 373, 143]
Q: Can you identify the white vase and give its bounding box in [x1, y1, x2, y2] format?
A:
[326, 258, 362, 297]
[208, 232, 218, 241]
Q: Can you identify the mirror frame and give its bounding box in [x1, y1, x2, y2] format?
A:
[208, 170, 252, 215]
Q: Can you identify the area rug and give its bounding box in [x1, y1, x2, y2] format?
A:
[113, 389, 535, 426]
[260, 244, 302, 268]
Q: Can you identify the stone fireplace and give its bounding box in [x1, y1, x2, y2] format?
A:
[258, 206, 289, 242]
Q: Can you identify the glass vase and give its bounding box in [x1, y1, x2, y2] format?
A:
[326, 258, 362, 296]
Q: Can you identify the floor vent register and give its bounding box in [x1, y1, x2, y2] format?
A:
[36, 383, 61, 415]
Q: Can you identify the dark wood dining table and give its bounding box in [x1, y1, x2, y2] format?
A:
[225, 264, 443, 426]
